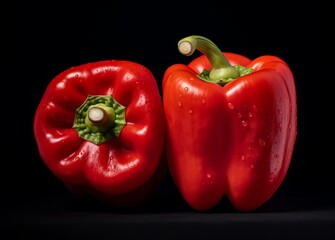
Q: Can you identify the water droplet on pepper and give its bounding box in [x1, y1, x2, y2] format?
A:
[227, 102, 234, 109]
[258, 138, 266, 147]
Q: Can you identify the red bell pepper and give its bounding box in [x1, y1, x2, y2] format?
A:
[34, 60, 166, 207]
[162, 35, 297, 211]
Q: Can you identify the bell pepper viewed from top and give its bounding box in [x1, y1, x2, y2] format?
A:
[162, 35, 297, 211]
[34, 60, 166, 207]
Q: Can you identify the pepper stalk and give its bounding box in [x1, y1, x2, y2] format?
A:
[72, 95, 126, 144]
[178, 35, 253, 86]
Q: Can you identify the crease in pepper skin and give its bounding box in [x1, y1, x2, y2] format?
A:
[34, 60, 166, 207]
[162, 35, 297, 211]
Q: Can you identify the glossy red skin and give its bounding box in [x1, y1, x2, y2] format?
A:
[34, 60, 166, 206]
[163, 52, 297, 211]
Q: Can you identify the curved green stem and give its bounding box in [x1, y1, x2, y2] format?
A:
[178, 35, 240, 83]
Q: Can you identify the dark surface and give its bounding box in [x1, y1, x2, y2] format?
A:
[5, 2, 334, 240]
[2, 184, 335, 240]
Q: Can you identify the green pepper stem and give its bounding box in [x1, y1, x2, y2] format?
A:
[178, 35, 240, 81]
[86, 105, 115, 133]
[73, 95, 126, 145]
[88, 107, 110, 125]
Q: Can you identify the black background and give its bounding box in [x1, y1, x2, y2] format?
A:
[5, 2, 334, 239]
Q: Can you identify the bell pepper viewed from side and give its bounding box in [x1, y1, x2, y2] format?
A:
[34, 60, 166, 207]
[162, 35, 297, 211]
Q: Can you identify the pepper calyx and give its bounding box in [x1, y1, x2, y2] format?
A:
[73, 95, 126, 144]
[198, 64, 254, 86]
